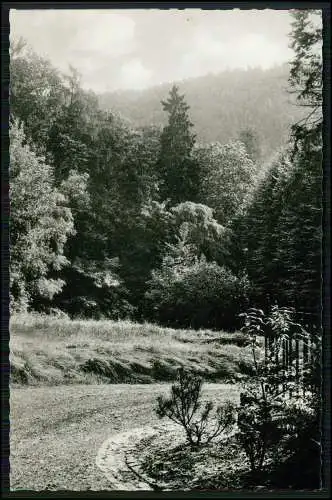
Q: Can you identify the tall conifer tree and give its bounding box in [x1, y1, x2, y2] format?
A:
[158, 85, 197, 205]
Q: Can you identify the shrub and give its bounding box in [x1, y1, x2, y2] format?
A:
[156, 367, 236, 448]
[170, 202, 226, 262]
[237, 387, 283, 474]
[236, 306, 321, 480]
[146, 253, 249, 331]
[272, 393, 321, 489]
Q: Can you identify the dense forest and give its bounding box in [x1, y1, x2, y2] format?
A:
[9, 9, 322, 332]
[98, 64, 306, 161]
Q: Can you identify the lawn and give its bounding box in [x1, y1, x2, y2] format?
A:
[10, 313, 257, 386]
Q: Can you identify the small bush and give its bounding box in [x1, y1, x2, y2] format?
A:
[156, 367, 236, 448]
[237, 387, 284, 474]
[271, 393, 321, 489]
[146, 256, 249, 331]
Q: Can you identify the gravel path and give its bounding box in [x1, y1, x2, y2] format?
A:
[10, 383, 237, 491]
[95, 425, 168, 490]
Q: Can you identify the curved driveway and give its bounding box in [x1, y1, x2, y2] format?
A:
[10, 383, 236, 491]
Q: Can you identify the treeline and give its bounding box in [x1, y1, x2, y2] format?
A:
[9, 10, 322, 330]
[98, 64, 306, 161]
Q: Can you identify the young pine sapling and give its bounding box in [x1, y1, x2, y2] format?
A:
[156, 367, 235, 449]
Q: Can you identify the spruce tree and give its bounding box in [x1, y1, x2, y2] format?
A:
[228, 10, 322, 325]
[287, 8, 322, 323]
[158, 85, 197, 205]
[288, 9, 322, 155]
[239, 127, 262, 164]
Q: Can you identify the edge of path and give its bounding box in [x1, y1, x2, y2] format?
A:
[95, 423, 179, 491]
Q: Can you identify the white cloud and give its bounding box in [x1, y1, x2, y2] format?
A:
[10, 10, 136, 73]
[179, 30, 226, 79]
[9, 9, 294, 92]
[69, 10, 135, 55]
[118, 58, 153, 90]
[177, 30, 292, 81]
[233, 33, 292, 69]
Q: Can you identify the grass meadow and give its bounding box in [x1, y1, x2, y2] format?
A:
[10, 313, 257, 386]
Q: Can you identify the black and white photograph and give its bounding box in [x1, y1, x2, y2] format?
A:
[7, 4, 326, 493]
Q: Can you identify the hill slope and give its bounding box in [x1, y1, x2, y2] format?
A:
[10, 314, 256, 386]
[98, 64, 305, 160]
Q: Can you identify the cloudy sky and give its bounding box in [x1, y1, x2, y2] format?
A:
[10, 8, 294, 93]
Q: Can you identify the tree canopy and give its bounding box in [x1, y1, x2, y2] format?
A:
[9, 10, 322, 330]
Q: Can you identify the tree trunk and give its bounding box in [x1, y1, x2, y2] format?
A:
[289, 338, 293, 397]
[282, 338, 287, 393]
[303, 337, 308, 395]
[295, 337, 300, 395]
[264, 335, 268, 376]
[285, 338, 289, 397]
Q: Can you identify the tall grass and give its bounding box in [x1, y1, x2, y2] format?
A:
[10, 313, 256, 386]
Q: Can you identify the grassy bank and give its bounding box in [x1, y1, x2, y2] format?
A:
[10, 313, 256, 386]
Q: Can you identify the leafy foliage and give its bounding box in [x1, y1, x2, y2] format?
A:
[146, 239, 249, 330]
[194, 141, 257, 225]
[52, 257, 134, 320]
[10, 119, 74, 310]
[236, 307, 321, 484]
[170, 202, 227, 263]
[9, 11, 323, 341]
[10, 45, 66, 154]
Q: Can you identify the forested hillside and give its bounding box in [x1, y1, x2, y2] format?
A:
[98, 64, 306, 161]
[9, 9, 324, 492]
[9, 9, 321, 331]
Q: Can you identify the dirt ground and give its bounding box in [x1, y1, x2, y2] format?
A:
[10, 383, 238, 491]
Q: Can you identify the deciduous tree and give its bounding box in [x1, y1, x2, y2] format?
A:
[10, 119, 74, 310]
